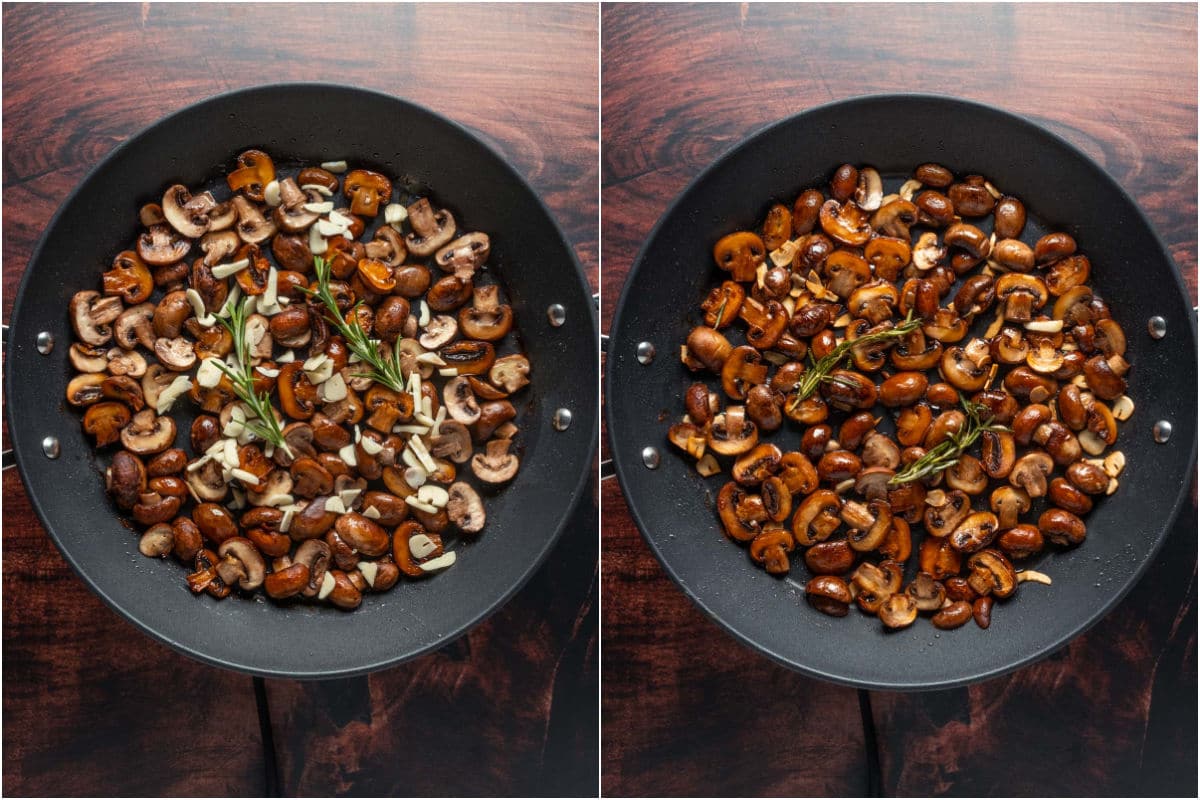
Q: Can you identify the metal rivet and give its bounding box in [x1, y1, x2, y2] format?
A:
[636, 341, 656, 365]
[1147, 316, 1167, 339]
[552, 408, 573, 431]
[641, 446, 660, 469]
[1153, 420, 1172, 444]
[42, 436, 60, 459]
[36, 331, 55, 355]
[547, 304, 566, 327]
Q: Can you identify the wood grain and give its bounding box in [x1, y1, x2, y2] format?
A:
[600, 3, 1196, 796]
[3, 3, 598, 796]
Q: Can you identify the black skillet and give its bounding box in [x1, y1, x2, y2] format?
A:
[605, 94, 1196, 690]
[5, 83, 598, 678]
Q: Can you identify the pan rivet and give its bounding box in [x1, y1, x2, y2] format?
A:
[636, 341, 656, 364]
[641, 446, 660, 469]
[1152, 420, 1172, 444]
[1147, 316, 1167, 339]
[552, 408, 573, 431]
[547, 304, 566, 327]
[42, 436, 60, 459]
[36, 331, 54, 354]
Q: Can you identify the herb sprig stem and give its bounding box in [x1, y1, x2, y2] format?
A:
[214, 297, 291, 455]
[303, 256, 407, 393]
[787, 312, 921, 411]
[888, 398, 1008, 486]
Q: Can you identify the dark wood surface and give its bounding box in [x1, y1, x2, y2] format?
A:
[2, 4, 598, 796]
[601, 3, 1196, 797]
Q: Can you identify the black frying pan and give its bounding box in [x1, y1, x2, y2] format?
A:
[5, 83, 598, 678]
[605, 94, 1196, 690]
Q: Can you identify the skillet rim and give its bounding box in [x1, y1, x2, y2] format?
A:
[604, 91, 1197, 691]
[5, 81, 599, 679]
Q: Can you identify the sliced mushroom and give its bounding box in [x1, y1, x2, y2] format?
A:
[405, 197, 456, 257]
[119, 409, 176, 455]
[442, 376, 481, 425]
[154, 337, 197, 372]
[273, 177, 321, 232]
[71, 290, 124, 346]
[447, 482, 485, 533]
[966, 548, 1017, 598]
[102, 251, 153, 304]
[185, 457, 228, 502]
[232, 195, 277, 245]
[114, 303, 156, 351]
[471, 438, 519, 484]
[419, 315, 458, 349]
[489, 354, 531, 394]
[429, 420, 473, 464]
[435, 232, 490, 279]
[137, 224, 191, 266]
[162, 185, 216, 238]
[1009, 450, 1054, 498]
[216, 537, 266, 591]
[460, 285, 512, 341]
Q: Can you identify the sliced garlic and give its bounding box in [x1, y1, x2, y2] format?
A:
[327, 209, 353, 228]
[324, 496, 347, 514]
[309, 224, 328, 255]
[262, 180, 282, 207]
[230, 468, 261, 486]
[416, 352, 447, 366]
[404, 465, 427, 488]
[769, 240, 798, 268]
[384, 203, 407, 225]
[276, 350, 296, 363]
[407, 435, 437, 473]
[280, 508, 295, 534]
[338, 443, 358, 468]
[898, 178, 922, 201]
[1024, 319, 1064, 333]
[258, 492, 294, 508]
[418, 300, 431, 327]
[1016, 570, 1052, 585]
[196, 357, 225, 389]
[186, 454, 213, 472]
[211, 258, 251, 280]
[393, 424, 431, 435]
[418, 551, 457, 572]
[339, 488, 362, 507]
[256, 366, 281, 378]
[1078, 430, 1107, 456]
[362, 505, 381, 520]
[1112, 395, 1134, 421]
[316, 219, 344, 238]
[417, 485, 449, 508]
[155, 375, 193, 414]
[321, 373, 347, 402]
[696, 454, 721, 477]
[358, 561, 378, 587]
[185, 289, 217, 327]
[409, 533, 438, 559]
[302, 201, 335, 214]
[404, 495, 438, 514]
[320, 160, 348, 173]
[359, 434, 383, 455]
[317, 570, 336, 599]
[437, 367, 459, 377]
[301, 183, 333, 197]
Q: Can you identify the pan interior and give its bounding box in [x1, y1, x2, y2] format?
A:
[606, 94, 1197, 690]
[6, 84, 598, 678]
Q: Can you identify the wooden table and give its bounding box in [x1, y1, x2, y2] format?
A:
[2, 4, 597, 796]
[601, 3, 1196, 796]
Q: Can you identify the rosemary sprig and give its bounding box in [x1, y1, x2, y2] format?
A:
[303, 256, 407, 393]
[888, 398, 1009, 486]
[213, 297, 291, 456]
[787, 312, 922, 411]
